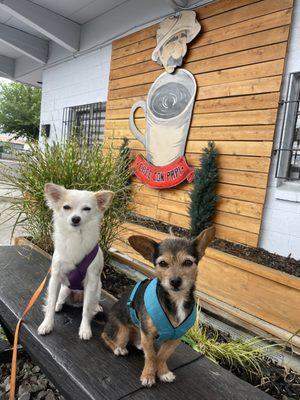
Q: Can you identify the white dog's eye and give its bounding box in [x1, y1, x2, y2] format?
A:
[63, 205, 71, 210]
[83, 207, 91, 211]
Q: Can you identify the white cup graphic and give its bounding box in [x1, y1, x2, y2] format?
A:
[129, 68, 196, 167]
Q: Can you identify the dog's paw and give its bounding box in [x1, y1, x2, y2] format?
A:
[79, 324, 92, 340]
[114, 347, 128, 356]
[159, 371, 176, 383]
[140, 374, 156, 387]
[55, 303, 63, 312]
[38, 320, 53, 335]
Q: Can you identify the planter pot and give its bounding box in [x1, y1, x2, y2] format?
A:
[14, 236, 51, 260]
[198, 248, 300, 353]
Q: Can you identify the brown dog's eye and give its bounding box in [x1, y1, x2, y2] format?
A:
[83, 207, 91, 211]
[183, 259, 193, 267]
[63, 205, 71, 210]
[158, 260, 168, 268]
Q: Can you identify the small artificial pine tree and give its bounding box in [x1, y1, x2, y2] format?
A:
[189, 141, 218, 237]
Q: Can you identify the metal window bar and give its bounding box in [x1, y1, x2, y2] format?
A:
[62, 102, 106, 146]
[275, 73, 300, 180]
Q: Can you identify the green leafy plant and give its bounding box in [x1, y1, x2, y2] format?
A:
[183, 307, 273, 374]
[0, 137, 132, 257]
[189, 141, 218, 237]
[0, 82, 41, 140]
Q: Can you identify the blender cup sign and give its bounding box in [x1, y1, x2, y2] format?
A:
[130, 68, 196, 188]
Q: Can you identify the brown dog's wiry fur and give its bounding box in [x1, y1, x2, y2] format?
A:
[101, 226, 215, 387]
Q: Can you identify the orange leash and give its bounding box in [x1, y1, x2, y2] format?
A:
[9, 269, 50, 400]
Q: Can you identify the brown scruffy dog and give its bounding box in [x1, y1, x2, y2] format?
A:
[102, 226, 215, 387]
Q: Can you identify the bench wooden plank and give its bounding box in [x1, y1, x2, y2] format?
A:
[0, 246, 200, 400]
[0, 246, 272, 400]
[122, 356, 272, 400]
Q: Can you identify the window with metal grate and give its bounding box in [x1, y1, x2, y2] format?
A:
[275, 73, 300, 180]
[62, 102, 106, 145]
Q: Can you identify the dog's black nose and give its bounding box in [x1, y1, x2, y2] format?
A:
[170, 277, 182, 289]
[71, 216, 81, 225]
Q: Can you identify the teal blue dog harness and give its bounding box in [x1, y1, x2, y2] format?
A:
[127, 278, 196, 343]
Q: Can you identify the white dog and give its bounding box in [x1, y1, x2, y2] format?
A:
[38, 183, 114, 340]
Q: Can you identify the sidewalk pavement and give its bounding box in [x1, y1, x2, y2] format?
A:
[0, 202, 25, 245]
[0, 161, 24, 244]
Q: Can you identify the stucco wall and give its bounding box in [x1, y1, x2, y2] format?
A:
[259, 1, 300, 259]
[40, 46, 111, 142]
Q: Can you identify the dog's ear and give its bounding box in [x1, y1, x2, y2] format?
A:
[44, 183, 65, 208]
[94, 190, 114, 211]
[193, 226, 215, 260]
[128, 235, 158, 263]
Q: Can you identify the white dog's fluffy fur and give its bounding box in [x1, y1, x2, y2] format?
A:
[38, 183, 114, 340]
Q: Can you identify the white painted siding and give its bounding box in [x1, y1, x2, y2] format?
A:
[259, 2, 300, 259]
[40, 45, 111, 142]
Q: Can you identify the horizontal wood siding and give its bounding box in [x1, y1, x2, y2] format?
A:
[105, 0, 293, 246]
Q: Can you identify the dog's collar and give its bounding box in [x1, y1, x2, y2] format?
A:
[127, 278, 196, 343]
[67, 244, 99, 291]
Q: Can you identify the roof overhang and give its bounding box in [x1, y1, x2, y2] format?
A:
[0, 0, 211, 86]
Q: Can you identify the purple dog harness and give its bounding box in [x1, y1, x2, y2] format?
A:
[67, 244, 99, 290]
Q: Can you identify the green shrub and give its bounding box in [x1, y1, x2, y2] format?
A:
[189, 141, 218, 237]
[0, 137, 132, 257]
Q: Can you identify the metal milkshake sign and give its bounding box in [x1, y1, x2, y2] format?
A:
[130, 11, 201, 189]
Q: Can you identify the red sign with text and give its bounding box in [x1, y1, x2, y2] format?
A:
[133, 154, 195, 189]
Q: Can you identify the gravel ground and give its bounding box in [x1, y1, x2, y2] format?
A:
[0, 354, 64, 400]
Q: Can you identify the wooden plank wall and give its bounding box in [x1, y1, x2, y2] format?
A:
[105, 0, 294, 247]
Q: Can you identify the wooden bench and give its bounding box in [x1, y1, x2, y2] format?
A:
[0, 246, 272, 400]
